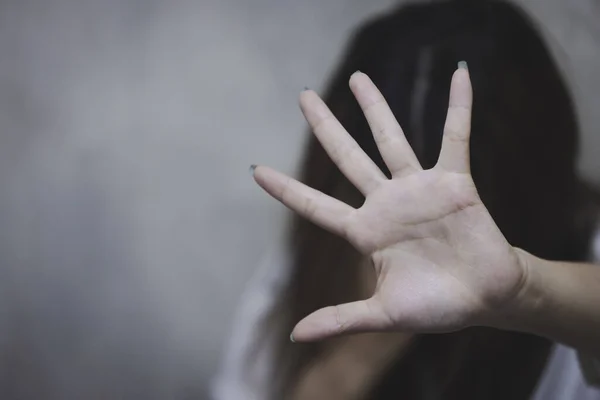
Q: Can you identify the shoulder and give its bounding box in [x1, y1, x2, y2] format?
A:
[210, 239, 294, 399]
[577, 223, 600, 387]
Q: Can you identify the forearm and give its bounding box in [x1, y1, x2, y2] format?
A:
[504, 248, 600, 358]
[290, 333, 413, 400]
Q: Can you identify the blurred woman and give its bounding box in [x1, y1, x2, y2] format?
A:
[213, 1, 600, 399]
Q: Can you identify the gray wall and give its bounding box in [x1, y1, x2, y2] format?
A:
[0, 0, 598, 398]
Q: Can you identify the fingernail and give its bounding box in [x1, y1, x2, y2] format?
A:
[290, 333, 295, 343]
[249, 164, 257, 175]
[458, 61, 468, 71]
[303, 86, 310, 91]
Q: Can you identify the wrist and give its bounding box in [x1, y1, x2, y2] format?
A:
[489, 247, 546, 334]
[483, 249, 600, 357]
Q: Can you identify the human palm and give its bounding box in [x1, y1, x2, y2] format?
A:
[252, 66, 525, 341]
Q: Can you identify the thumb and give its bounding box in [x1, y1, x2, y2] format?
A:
[291, 298, 390, 342]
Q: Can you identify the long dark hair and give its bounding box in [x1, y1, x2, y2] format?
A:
[260, 1, 599, 399]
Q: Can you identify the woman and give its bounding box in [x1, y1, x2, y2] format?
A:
[213, 1, 600, 399]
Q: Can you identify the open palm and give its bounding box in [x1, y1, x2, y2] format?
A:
[252, 66, 525, 342]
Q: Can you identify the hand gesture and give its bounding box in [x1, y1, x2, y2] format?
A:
[252, 64, 525, 342]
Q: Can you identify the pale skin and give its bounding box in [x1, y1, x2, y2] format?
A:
[252, 64, 600, 359]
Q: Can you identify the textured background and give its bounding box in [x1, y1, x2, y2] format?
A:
[0, 0, 599, 398]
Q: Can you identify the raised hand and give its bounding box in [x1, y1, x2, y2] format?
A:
[252, 64, 526, 342]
